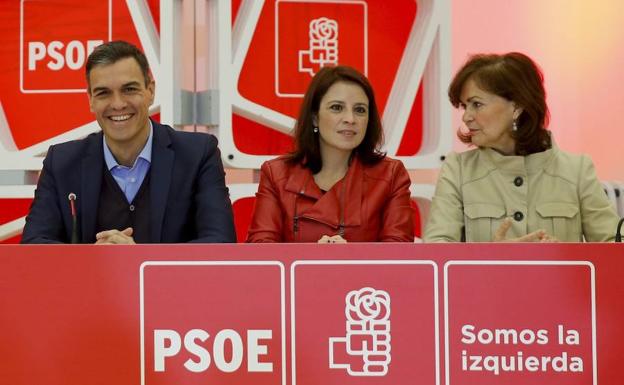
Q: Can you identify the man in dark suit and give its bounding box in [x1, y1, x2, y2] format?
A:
[21, 41, 236, 244]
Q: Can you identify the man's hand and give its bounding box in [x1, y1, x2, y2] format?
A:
[318, 234, 348, 244]
[494, 218, 558, 242]
[95, 227, 136, 244]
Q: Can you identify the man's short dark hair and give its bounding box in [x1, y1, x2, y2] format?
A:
[85, 40, 151, 89]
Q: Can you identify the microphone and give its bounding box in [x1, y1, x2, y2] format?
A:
[68, 193, 78, 244]
[616, 218, 624, 243]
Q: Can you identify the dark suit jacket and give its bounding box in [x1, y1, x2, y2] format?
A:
[21, 121, 236, 243]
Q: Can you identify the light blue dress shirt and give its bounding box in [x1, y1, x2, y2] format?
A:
[103, 123, 153, 203]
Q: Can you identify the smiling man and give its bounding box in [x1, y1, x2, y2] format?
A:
[22, 41, 236, 244]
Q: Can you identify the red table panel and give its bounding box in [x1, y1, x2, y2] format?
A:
[0, 243, 622, 385]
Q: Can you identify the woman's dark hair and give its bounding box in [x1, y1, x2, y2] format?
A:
[448, 52, 551, 155]
[287, 65, 385, 172]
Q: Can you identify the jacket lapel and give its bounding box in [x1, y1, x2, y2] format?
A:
[284, 163, 321, 199]
[284, 158, 363, 228]
[341, 157, 362, 226]
[149, 122, 174, 242]
[80, 132, 104, 243]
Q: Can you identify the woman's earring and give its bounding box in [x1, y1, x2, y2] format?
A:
[512, 120, 518, 132]
[313, 126, 319, 133]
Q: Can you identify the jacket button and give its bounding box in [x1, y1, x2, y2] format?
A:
[129, 205, 135, 212]
[513, 211, 524, 221]
[514, 176, 524, 187]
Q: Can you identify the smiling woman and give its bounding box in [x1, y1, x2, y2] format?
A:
[424, 52, 620, 243]
[246, 66, 414, 243]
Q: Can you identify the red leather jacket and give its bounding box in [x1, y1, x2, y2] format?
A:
[246, 155, 414, 242]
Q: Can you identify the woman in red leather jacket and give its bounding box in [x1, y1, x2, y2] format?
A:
[246, 66, 414, 243]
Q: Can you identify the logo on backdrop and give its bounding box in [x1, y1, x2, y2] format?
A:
[329, 287, 392, 376]
[298, 17, 339, 76]
[0, 1, 157, 153]
[20, 0, 111, 93]
[275, 0, 367, 97]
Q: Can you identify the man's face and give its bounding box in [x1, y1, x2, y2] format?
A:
[87, 57, 154, 151]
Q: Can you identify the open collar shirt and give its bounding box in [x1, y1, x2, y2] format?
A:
[103, 122, 153, 203]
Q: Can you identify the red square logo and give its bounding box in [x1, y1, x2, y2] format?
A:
[445, 262, 596, 385]
[291, 261, 439, 385]
[140, 262, 286, 385]
[275, 0, 367, 97]
[20, 0, 110, 93]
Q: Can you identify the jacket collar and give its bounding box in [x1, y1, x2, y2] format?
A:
[148, 121, 174, 242]
[482, 142, 557, 174]
[284, 157, 363, 227]
[284, 162, 320, 199]
[80, 132, 104, 242]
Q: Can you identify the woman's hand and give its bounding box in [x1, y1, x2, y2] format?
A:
[494, 218, 558, 242]
[318, 234, 348, 243]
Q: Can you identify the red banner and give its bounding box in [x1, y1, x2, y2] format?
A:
[0, 243, 622, 385]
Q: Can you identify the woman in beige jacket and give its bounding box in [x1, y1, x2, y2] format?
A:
[424, 52, 620, 242]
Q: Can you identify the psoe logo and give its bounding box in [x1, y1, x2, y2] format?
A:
[298, 17, 339, 76]
[140, 261, 286, 385]
[329, 287, 392, 376]
[20, 0, 112, 93]
[154, 328, 274, 373]
[275, 0, 368, 98]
